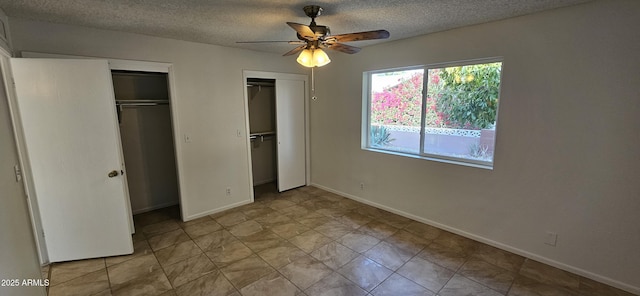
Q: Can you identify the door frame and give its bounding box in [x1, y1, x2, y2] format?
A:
[242, 70, 310, 199]
[0, 48, 47, 296]
[0, 50, 50, 264]
[16, 52, 186, 264]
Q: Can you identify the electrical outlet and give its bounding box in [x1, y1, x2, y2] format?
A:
[226, 187, 231, 196]
[545, 232, 558, 246]
[360, 183, 365, 190]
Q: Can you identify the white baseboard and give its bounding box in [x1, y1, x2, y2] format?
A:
[132, 201, 179, 215]
[253, 179, 276, 186]
[310, 183, 640, 295]
[183, 199, 253, 222]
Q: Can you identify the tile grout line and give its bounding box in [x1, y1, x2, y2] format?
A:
[389, 241, 438, 294]
[46, 264, 52, 295]
[325, 199, 415, 294]
[319, 191, 422, 294]
[104, 260, 113, 295]
[243, 199, 341, 294]
[118, 213, 208, 294]
[247, 192, 377, 294]
[46, 258, 107, 293]
[152, 243, 176, 294]
[457, 252, 519, 296]
[174, 215, 237, 295]
[229, 190, 451, 295]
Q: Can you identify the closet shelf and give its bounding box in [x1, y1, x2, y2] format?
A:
[250, 131, 275, 137]
[249, 131, 276, 142]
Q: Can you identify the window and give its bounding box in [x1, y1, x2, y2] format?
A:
[364, 59, 503, 169]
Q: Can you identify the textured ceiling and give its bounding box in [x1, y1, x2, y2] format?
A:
[0, 0, 592, 55]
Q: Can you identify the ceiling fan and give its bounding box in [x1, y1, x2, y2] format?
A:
[238, 5, 390, 67]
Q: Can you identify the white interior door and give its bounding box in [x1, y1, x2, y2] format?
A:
[10, 58, 133, 262]
[275, 79, 306, 191]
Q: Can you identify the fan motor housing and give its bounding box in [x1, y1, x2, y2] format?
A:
[311, 25, 330, 38]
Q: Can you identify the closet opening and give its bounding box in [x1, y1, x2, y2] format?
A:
[112, 70, 181, 216]
[247, 78, 278, 193]
[244, 71, 308, 198]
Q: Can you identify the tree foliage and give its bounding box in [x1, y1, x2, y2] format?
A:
[436, 63, 501, 129]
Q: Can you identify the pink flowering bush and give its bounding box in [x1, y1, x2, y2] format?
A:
[371, 73, 423, 126]
[371, 70, 448, 128]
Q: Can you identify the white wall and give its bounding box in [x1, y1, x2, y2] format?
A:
[8, 18, 306, 220]
[311, 0, 640, 293]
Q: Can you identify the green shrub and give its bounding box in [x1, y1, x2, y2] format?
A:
[370, 125, 395, 147]
[468, 143, 492, 159]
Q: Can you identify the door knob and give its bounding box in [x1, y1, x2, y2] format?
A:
[108, 170, 119, 178]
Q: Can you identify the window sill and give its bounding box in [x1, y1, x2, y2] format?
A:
[362, 147, 494, 170]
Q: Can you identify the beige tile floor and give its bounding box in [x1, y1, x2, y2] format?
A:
[42, 184, 636, 296]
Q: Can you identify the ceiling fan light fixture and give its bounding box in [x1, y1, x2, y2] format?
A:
[239, 5, 389, 67]
[296, 48, 331, 67]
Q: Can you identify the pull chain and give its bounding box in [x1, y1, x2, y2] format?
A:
[311, 67, 317, 101]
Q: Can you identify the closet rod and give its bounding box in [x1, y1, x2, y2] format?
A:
[112, 71, 166, 77]
[250, 131, 276, 137]
[249, 131, 276, 142]
[116, 101, 169, 112]
[116, 99, 169, 104]
[118, 103, 167, 107]
[247, 82, 275, 87]
[250, 134, 275, 142]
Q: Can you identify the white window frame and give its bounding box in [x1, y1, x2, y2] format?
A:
[362, 57, 503, 170]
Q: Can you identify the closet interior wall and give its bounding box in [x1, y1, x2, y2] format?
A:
[247, 78, 277, 186]
[112, 71, 179, 214]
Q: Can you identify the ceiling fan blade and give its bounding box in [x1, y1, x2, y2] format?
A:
[236, 41, 303, 44]
[326, 43, 361, 54]
[287, 22, 316, 40]
[328, 30, 390, 43]
[283, 45, 307, 56]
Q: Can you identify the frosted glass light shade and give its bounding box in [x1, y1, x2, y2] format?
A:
[296, 49, 314, 67]
[296, 48, 331, 67]
[312, 48, 331, 67]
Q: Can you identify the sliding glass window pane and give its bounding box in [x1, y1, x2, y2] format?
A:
[369, 69, 424, 154]
[423, 62, 501, 163]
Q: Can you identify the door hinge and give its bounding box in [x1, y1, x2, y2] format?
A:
[14, 164, 22, 182]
